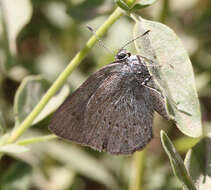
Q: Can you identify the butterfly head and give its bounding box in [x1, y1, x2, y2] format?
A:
[115, 49, 131, 61]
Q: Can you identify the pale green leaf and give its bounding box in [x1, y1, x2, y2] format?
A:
[184, 137, 211, 189]
[130, 0, 157, 11]
[1, 0, 32, 55]
[14, 75, 70, 125]
[133, 16, 202, 137]
[160, 130, 197, 190]
[14, 76, 50, 125]
[115, 0, 130, 11]
[0, 144, 29, 154]
[0, 134, 10, 146]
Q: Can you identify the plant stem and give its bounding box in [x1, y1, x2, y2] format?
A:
[129, 149, 146, 190]
[6, 7, 124, 144]
[16, 134, 57, 146]
[159, 0, 169, 23]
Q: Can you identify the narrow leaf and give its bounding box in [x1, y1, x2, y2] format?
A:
[160, 130, 197, 190]
[115, 0, 130, 11]
[184, 137, 211, 189]
[0, 144, 29, 154]
[0, 134, 10, 146]
[130, 0, 157, 11]
[133, 16, 202, 137]
[1, 0, 32, 55]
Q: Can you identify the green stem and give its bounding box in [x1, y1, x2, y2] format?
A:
[159, 0, 169, 23]
[6, 7, 124, 144]
[129, 149, 146, 190]
[16, 134, 57, 146]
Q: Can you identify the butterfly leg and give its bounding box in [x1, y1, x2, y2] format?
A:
[141, 76, 152, 85]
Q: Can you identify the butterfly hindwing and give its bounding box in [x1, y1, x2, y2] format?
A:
[84, 72, 154, 154]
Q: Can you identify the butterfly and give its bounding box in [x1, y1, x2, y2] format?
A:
[49, 32, 170, 155]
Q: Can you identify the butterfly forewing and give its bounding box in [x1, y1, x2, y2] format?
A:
[48, 63, 123, 145]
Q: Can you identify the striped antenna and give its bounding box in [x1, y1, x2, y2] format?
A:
[87, 25, 114, 55]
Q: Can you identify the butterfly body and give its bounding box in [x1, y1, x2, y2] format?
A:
[49, 49, 168, 155]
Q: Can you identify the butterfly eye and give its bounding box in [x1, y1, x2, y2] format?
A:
[117, 53, 127, 60]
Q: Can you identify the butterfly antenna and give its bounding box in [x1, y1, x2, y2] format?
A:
[120, 30, 150, 50]
[87, 25, 114, 55]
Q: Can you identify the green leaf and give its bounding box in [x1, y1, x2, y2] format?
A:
[0, 134, 10, 146]
[14, 75, 70, 125]
[160, 130, 197, 190]
[130, 0, 157, 12]
[115, 0, 130, 11]
[0, 161, 32, 190]
[115, 0, 157, 12]
[174, 136, 200, 154]
[0, 144, 29, 154]
[133, 16, 202, 138]
[184, 137, 211, 189]
[1, 0, 32, 56]
[14, 76, 50, 124]
[67, 0, 105, 21]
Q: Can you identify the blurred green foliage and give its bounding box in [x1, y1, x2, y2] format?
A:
[0, 0, 211, 190]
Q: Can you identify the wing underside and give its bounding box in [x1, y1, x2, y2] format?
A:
[49, 64, 155, 155]
[84, 74, 154, 154]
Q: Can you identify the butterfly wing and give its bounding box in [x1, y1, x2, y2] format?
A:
[147, 79, 170, 120]
[49, 63, 154, 155]
[48, 63, 123, 145]
[84, 73, 154, 155]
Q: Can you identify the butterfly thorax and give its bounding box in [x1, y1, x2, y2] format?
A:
[114, 49, 151, 85]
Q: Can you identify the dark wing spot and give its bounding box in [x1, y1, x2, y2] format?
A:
[124, 140, 128, 143]
[102, 138, 108, 150]
[76, 116, 80, 121]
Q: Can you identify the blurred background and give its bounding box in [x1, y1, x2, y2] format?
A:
[0, 0, 210, 189]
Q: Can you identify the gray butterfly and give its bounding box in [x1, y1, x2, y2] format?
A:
[49, 47, 170, 155]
